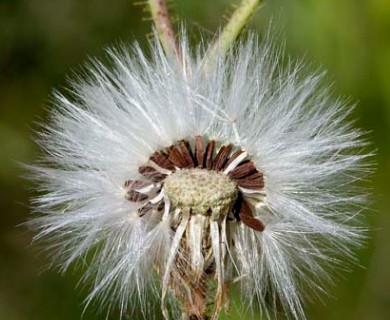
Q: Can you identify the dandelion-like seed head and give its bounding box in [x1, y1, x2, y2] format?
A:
[28, 34, 370, 320]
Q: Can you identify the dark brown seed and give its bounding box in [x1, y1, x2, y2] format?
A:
[229, 161, 256, 179]
[125, 190, 148, 202]
[167, 146, 187, 168]
[177, 140, 195, 168]
[212, 144, 233, 171]
[246, 171, 264, 180]
[238, 200, 265, 232]
[124, 180, 153, 202]
[204, 140, 216, 169]
[150, 151, 175, 170]
[139, 166, 166, 182]
[235, 177, 265, 189]
[223, 150, 244, 169]
[195, 135, 204, 168]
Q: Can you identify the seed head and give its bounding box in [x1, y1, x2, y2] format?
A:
[28, 35, 371, 320]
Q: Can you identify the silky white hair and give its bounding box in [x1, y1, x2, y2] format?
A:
[28, 34, 371, 319]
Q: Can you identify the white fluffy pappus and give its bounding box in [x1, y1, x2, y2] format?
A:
[28, 34, 371, 320]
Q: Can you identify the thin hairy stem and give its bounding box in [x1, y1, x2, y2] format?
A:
[147, 0, 180, 58]
[204, 0, 263, 67]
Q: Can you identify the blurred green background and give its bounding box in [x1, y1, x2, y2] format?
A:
[0, 0, 389, 319]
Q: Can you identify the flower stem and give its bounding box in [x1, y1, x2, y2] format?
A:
[204, 0, 263, 64]
[147, 0, 179, 58]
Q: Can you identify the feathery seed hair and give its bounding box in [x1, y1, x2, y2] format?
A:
[29, 35, 370, 320]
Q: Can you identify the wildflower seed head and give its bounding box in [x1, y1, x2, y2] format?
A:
[27, 33, 372, 320]
[164, 168, 238, 217]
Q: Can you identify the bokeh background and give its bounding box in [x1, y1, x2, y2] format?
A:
[1, 0, 389, 319]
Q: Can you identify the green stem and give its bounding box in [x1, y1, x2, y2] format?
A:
[204, 0, 262, 65]
[147, 0, 179, 58]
